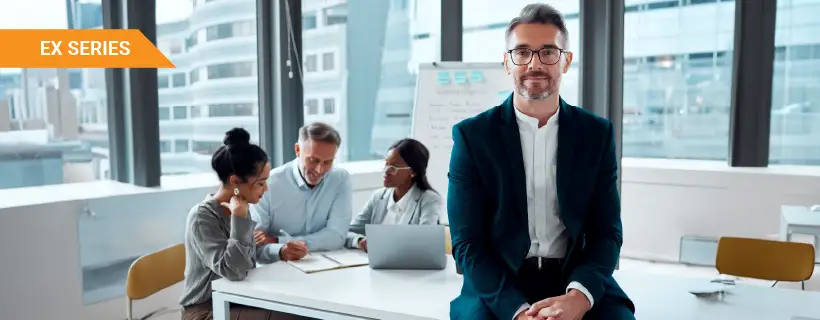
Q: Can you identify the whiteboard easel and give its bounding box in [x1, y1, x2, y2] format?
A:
[410, 62, 513, 224]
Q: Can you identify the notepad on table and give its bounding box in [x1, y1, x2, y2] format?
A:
[321, 250, 369, 267]
[286, 250, 369, 274]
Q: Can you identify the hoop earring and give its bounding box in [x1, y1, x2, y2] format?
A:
[233, 188, 239, 196]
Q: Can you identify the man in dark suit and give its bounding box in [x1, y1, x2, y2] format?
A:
[447, 3, 635, 320]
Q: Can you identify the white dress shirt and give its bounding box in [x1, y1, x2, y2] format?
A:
[383, 184, 417, 225]
[353, 183, 421, 249]
[513, 106, 594, 318]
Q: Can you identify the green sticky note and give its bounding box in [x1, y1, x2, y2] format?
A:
[436, 71, 450, 85]
[469, 71, 483, 83]
[453, 71, 467, 84]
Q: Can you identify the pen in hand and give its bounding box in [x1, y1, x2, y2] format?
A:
[278, 229, 307, 249]
[278, 229, 308, 261]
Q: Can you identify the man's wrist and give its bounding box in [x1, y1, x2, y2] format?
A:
[567, 289, 591, 310]
[513, 303, 530, 320]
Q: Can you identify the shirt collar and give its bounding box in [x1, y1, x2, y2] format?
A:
[389, 183, 417, 211]
[513, 104, 560, 130]
[291, 160, 309, 189]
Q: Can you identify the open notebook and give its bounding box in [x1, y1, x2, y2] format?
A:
[286, 249, 370, 274]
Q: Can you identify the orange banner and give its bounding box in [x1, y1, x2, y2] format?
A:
[0, 29, 174, 68]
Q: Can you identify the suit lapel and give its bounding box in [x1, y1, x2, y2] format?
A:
[372, 191, 390, 224]
[500, 96, 528, 221]
[399, 188, 420, 225]
[556, 98, 575, 226]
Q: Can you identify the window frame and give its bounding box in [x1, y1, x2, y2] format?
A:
[99, 0, 787, 188]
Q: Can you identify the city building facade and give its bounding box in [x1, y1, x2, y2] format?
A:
[1, 0, 819, 189]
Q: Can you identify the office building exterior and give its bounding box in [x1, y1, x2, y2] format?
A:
[451, 0, 819, 163]
[2, 0, 818, 189]
[136, 0, 413, 175]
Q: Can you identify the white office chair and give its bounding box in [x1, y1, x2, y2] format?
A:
[810, 205, 820, 212]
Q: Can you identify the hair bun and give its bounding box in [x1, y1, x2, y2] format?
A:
[223, 127, 251, 147]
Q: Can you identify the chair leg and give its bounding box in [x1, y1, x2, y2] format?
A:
[126, 298, 132, 320]
[802, 281, 805, 291]
[771, 280, 779, 287]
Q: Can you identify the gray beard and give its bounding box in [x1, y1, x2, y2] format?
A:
[516, 85, 554, 100]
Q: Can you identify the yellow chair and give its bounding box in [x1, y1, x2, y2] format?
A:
[126, 243, 186, 320]
[716, 237, 815, 290]
[444, 226, 464, 274]
[444, 226, 452, 255]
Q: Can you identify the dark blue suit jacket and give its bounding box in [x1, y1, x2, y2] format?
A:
[447, 95, 633, 319]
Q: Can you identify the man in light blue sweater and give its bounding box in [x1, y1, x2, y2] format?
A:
[251, 122, 353, 263]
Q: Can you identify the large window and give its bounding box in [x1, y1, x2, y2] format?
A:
[193, 140, 223, 155]
[173, 105, 188, 119]
[303, 11, 318, 30]
[323, 97, 336, 115]
[157, 0, 259, 177]
[322, 52, 335, 71]
[189, 69, 200, 84]
[158, 74, 170, 88]
[172, 72, 186, 87]
[208, 103, 256, 117]
[185, 20, 256, 51]
[0, 0, 109, 190]
[159, 107, 171, 120]
[305, 54, 318, 72]
[206, 61, 256, 80]
[306, 98, 319, 116]
[324, 3, 348, 26]
[462, 0, 581, 106]
[205, 20, 255, 41]
[160, 140, 172, 153]
[302, 0, 439, 161]
[622, 0, 735, 160]
[0, 0, 118, 306]
[159, 38, 184, 55]
[175, 139, 190, 153]
[769, 0, 820, 166]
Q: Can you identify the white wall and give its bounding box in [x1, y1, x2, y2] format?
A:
[620, 158, 820, 262]
[0, 163, 382, 320]
[0, 181, 188, 320]
[2, 160, 820, 319]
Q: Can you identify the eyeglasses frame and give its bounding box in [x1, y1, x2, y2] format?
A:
[506, 46, 570, 66]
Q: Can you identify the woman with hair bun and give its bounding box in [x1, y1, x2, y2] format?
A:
[180, 128, 310, 320]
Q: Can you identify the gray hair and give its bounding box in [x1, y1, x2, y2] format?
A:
[505, 3, 570, 49]
[299, 122, 342, 146]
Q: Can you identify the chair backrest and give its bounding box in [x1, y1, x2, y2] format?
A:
[444, 226, 452, 254]
[716, 237, 815, 282]
[444, 226, 463, 274]
[126, 243, 186, 300]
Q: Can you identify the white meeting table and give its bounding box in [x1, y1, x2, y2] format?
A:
[211, 258, 461, 320]
[615, 272, 820, 320]
[212, 254, 820, 320]
[780, 205, 820, 263]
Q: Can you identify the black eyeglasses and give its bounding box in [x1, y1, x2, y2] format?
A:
[506, 47, 568, 66]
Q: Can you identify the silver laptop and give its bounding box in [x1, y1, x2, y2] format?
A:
[365, 224, 447, 270]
